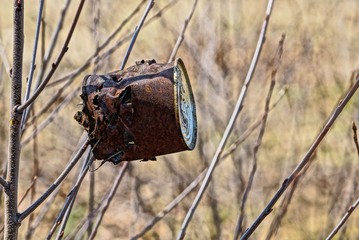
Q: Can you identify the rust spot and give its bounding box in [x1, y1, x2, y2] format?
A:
[75, 58, 197, 164]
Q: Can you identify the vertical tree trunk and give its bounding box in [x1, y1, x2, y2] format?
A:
[4, 0, 24, 239]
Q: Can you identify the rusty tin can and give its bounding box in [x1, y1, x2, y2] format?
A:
[75, 58, 197, 163]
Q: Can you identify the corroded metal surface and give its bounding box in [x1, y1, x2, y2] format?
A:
[75, 58, 197, 163]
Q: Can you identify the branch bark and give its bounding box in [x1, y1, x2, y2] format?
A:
[4, 1, 24, 239]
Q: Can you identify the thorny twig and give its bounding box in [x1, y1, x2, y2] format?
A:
[241, 76, 359, 239]
[168, 0, 198, 63]
[177, 0, 276, 238]
[120, 0, 154, 69]
[18, 139, 90, 223]
[234, 34, 285, 239]
[17, 0, 85, 112]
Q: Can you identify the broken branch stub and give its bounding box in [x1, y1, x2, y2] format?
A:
[75, 58, 197, 164]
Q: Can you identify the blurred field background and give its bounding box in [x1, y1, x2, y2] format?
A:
[0, 0, 359, 239]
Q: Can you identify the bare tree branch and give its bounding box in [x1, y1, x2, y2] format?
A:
[25, 188, 61, 239]
[18, 138, 90, 223]
[17, 0, 85, 113]
[120, 0, 154, 69]
[88, 162, 129, 240]
[0, 176, 8, 189]
[265, 153, 316, 240]
[324, 121, 359, 239]
[46, 0, 147, 88]
[46, 154, 94, 240]
[168, 0, 198, 63]
[234, 34, 285, 239]
[21, 0, 44, 131]
[241, 75, 359, 239]
[20, 0, 72, 129]
[131, 86, 288, 238]
[325, 198, 359, 240]
[177, 0, 276, 238]
[4, 1, 25, 239]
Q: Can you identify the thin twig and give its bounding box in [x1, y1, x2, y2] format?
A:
[233, 34, 285, 239]
[325, 198, 359, 240]
[22, 0, 149, 131]
[168, 0, 198, 63]
[88, 162, 129, 240]
[131, 87, 288, 239]
[177, 1, 276, 238]
[0, 177, 8, 189]
[88, 0, 100, 235]
[20, 0, 72, 129]
[21, 0, 44, 131]
[46, 0, 147, 88]
[120, 0, 154, 70]
[241, 76, 359, 239]
[18, 176, 37, 207]
[64, 195, 104, 240]
[25, 105, 40, 240]
[265, 153, 316, 240]
[25, 188, 61, 239]
[323, 121, 359, 239]
[51, 154, 94, 240]
[17, 0, 85, 112]
[18, 138, 90, 223]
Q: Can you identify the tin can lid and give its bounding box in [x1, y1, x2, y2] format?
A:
[174, 58, 197, 150]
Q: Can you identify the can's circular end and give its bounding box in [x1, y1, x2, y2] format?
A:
[174, 58, 197, 150]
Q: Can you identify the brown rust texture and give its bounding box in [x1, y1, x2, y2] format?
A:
[75, 59, 193, 163]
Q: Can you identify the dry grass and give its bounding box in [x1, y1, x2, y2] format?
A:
[0, 0, 359, 239]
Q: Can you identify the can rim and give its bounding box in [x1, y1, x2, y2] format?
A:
[173, 58, 197, 150]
